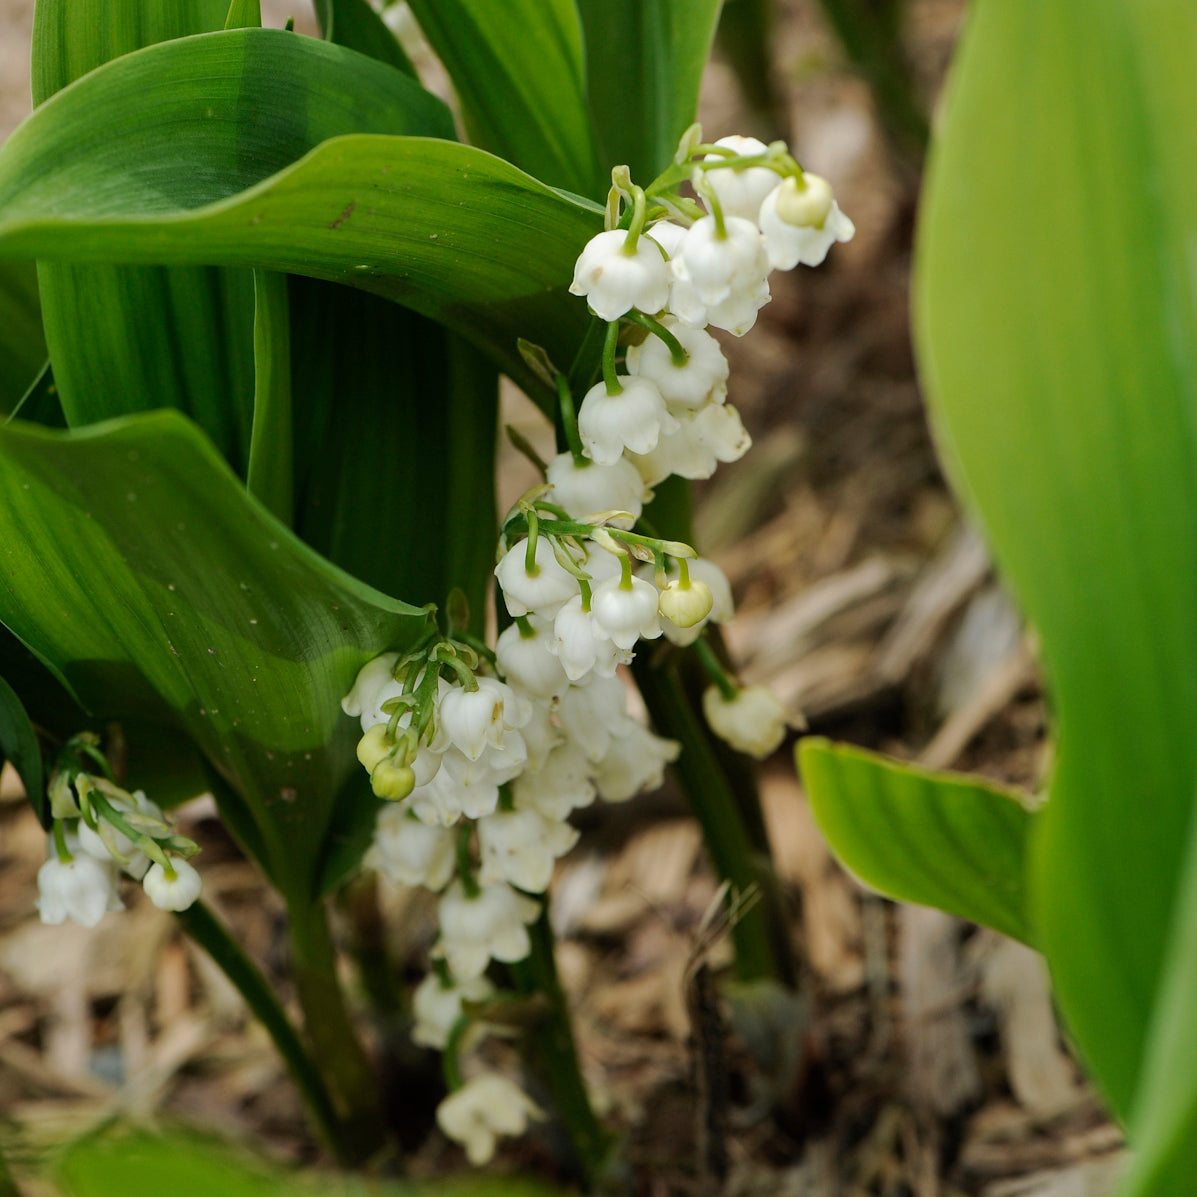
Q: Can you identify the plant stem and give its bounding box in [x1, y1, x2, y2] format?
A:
[175, 901, 344, 1157]
[508, 907, 616, 1189]
[287, 895, 388, 1165]
[633, 656, 797, 988]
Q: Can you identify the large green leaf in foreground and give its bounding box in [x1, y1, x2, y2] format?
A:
[0, 29, 600, 399]
[0, 412, 430, 899]
[917, 0, 1197, 1186]
[798, 738, 1036, 946]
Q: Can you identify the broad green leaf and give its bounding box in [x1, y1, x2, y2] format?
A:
[32, 0, 257, 468]
[575, 0, 723, 183]
[247, 270, 293, 524]
[405, 0, 601, 196]
[289, 278, 497, 617]
[0, 90, 598, 407]
[798, 738, 1035, 945]
[53, 1129, 564, 1197]
[0, 411, 431, 900]
[915, 0, 1197, 1140]
[0, 261, 46, 416]
[225, 0, 262, 29]
[0, 675, 45, 828]
[314, 0, 416, 77]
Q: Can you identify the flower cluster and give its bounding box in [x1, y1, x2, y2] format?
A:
[36, 736, 202, 927]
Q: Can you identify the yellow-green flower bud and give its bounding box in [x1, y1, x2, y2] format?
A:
[773, 173, 834, 229]
[657, 579, 714, 629]
[356, 724, 394, 773]
[371, 759, 415, 802]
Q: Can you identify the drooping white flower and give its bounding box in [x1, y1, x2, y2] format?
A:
[556, 675, 629, 761]
[577, 376, 677, 466]
[520, 701, 563, 772]
[676, 214, 769, 307]
[630, 401, 752, 486]
[411, 972, 495, 1050]
[657, 577, 714, 629]
[704, 276, 771, 336]
[341, 652, 401, 728]
[439, 677, 529, 762]
[37, 850, 123, 927]
[569, 228, 670, 321]
[592, 721, 680, 802]
[477, 809, 579, 892]
[660, 558, 735, 646]
[370, 804, 457, 890]
[545, 452, 647, 528]
[496, 619, 570, 701]
[437, 880, 542, 980]
[648, 221, 712, 327]
[513, 742, 597, 821]
[624, 317, 729, 411]
[590, 574, 663, 650]
[550, 594, 632, 682]
[76, 788, 163, 880]
[703, 135, 781, 223]
[702, 684, 791, 758]
[758, 174, 855, 270]
[494, 536, 580, 618]
[436, 1073, 543, 1165]
[142, 858, 203, 912]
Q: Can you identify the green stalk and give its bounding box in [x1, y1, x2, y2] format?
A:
[286, 895, 388, 1165]
[508, 908, 616, 1188]
[633, 656, 797, 988]
[175, 901, 344, 1158]
[0, 1136, 16, 1197]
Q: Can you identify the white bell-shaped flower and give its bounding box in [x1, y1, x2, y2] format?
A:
[370, 805, 457, 890]
[676, 214, 769, 307]
[590, 574, 663, 650]
[37, 850, 123, 927]
[550, 594, 631, 682]
[520, 701, 563, 772]
[593, 721, 680, 802]
[437, 880, 542, 980]
[569, 228, 670, 321]
[657, 577, 713, 629]
[439, 677, 529, 762]
[477, 809, 580, 893]
[545, 452, 647, 528]
[629, 400, 751, 486]
[625, 317, 729, 410]
[513, 742, 597, 821]
[704, 275, 771, 336]
[494, 536, 580, 618]
[341, 652, 401, 728]
[702, 684, 791, 758]
[496, 619, 570, 701]
[142, 858, 203, 912]
[759, 174, 855, 270]
[577, 376, 677, 466]
[411, 972, 495, 1050]
[557, 675, 629, 761]
[660, 557, 735, 646]
[703, 135, 780, 223]
[436, 1073, 543, 1165]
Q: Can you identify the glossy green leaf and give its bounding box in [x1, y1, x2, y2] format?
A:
[225, 0, 262, 29]
[406, 0, 601, 196]
[575, 0, 723, 182]
[798, 738, 1035, 945]
[0, 412, 431, 899]
[247, 270, 293, 524]
[0, 261, 46, 416]
[0, 675, 45, 828]
[32, 0, 257, 468]
[0, 31, 598, 404]
[313, 0, 416, 77]
[915, 0, 1197, 1153]
[53, 1129, 564, 1197]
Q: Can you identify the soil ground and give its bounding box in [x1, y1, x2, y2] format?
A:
[0, 4, 1123, 1195]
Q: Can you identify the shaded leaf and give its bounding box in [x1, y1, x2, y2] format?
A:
[247, 270, 293, 524]
[0, 675, 45, 829]
[313, 0, 416, 77]
[915, 0, 1197, 1136]
[0, 261, 46, 416]
[0, 411, 431, 900]
[406, 0, 601, 195]
[798, 738, 1035, 945]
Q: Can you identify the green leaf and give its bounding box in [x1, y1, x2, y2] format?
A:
[247, 270, 293, 524]
[32, 0, 257, 468]
[915, 0, 1197, 1138]
[0, 261, 46, 416]
[575, 0, 723, 182]
[313, 0, 416, 77]
[224, 0, 262, 29]
[0, 411, 431, 900]
[6, 361, 65, 428]
[797, 738, 1036, 946]
[0, 674, 45, 829]
[405, 0, 601, 196]
[0, 32, 598, 404]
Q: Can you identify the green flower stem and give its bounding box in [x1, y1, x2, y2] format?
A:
[175, 900, 351, 1162]
[624, 309, 688, 367]
[555, 372, 586, 463]
[602, 321, 623, 396]
[633, 655, 797, 988]
[507, 906, 616, 1189]
[286, 895, 389, 1165]
[693, 635, 739, 702]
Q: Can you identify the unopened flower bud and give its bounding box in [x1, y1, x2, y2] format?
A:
[357, 723, 396, 773]
[371, 758, 416, 802]
[658, 578, 714, 628]
[142, 858, 203, 912]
